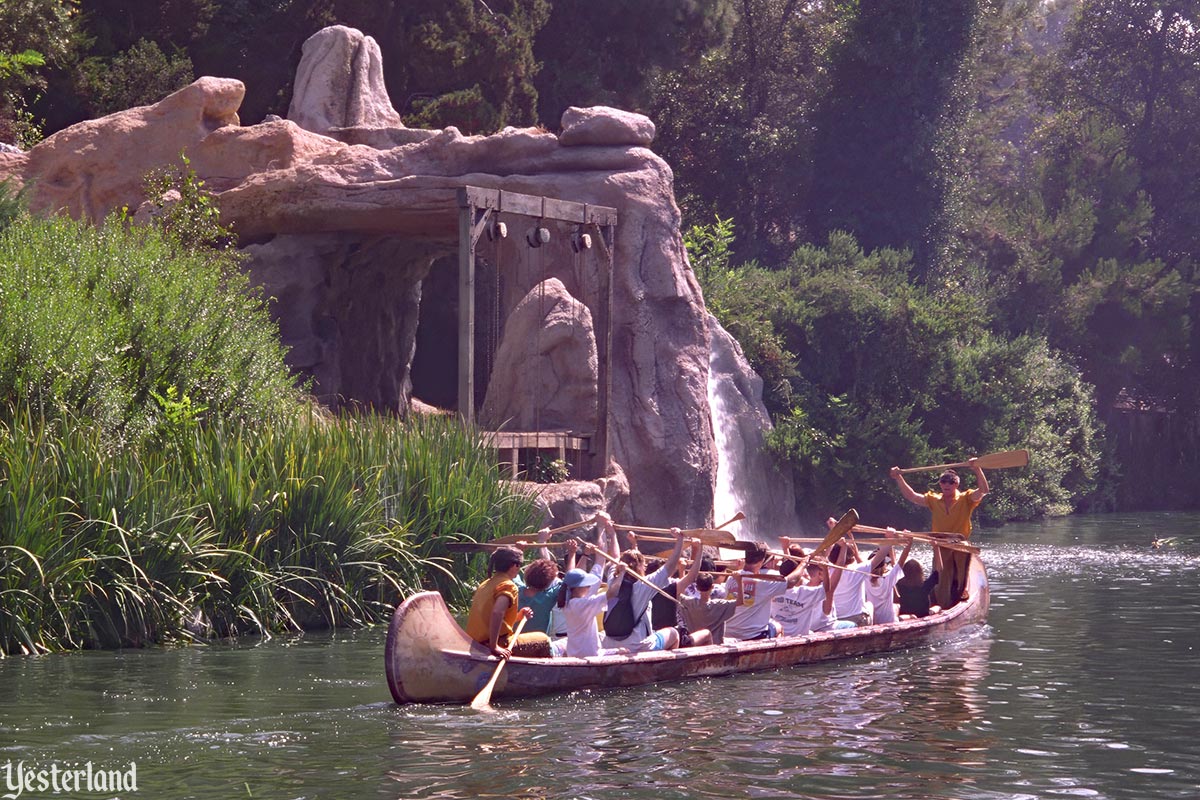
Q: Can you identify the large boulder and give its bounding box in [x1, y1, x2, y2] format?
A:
[0, 28, 717, 529]
[480, 277, 598, 433]
[288, 25, 404, 134]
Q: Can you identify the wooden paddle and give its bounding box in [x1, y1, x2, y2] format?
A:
[634, 534, 753, 551]
[852, 523, 965, 542]
[590, 546, 682, 605]
[490, 516, 599, 546]
[612, 512, 745, 540]
[470, 616, 528, 711]
[812, 508, 860, 560]
[897, 449, 1029, 475]
[445, 541, 571, 553]
[764, 550, 860, 574]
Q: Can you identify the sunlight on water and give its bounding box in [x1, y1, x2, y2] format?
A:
[3, 514, 1200, 799]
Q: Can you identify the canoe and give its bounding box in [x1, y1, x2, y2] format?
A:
[384, 555, 990, 705]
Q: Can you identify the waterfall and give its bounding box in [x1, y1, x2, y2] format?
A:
[706, 315, 803, 542]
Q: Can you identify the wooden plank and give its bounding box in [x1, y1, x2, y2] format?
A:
[497, 190, 544, 218]
[457, 204, 476, 424]
[542, 197, 586, 223]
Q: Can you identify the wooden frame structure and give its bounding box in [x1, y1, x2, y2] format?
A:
[456, 186, 617, 478]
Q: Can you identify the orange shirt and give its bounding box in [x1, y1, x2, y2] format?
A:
[465, 574, 521, 645]
[923, 489, 982, 538]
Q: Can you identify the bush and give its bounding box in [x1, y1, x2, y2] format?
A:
[0, 212, 300, 447]
[691, 221, 1109, 524]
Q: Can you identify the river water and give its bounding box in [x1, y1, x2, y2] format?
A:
[2, 512, 1198, 800]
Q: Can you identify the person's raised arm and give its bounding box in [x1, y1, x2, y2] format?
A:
[676, 539, 704, 595]
[563, 537, 578, 574]
[968, 458, 990, 503]
[820, 566, 835, 615]
[660, 527, 686, 580]
[606, 562, 627, 600]
[535, 526, 554, 562]
[896, 534, 914, 570]
[890, 466, 927, 507]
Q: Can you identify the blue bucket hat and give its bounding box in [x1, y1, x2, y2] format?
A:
[563, 568, 601, 589]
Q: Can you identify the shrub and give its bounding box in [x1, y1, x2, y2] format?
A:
[0, 212, 300, 446]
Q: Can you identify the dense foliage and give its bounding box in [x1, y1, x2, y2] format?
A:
[691, 220, 1108, 524]
[3, 0, 1200, 525]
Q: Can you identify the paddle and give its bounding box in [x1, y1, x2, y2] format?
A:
[897, 449, 1029, 475]
[812, 508, 860, 561]
[470, 616, 528, 711]
[612, 511, 746, 540]
[445, 541, 571, 553]
[490, 516, 599, 546]
[633, 533, 753, 551]
[764, 550, 860, 574]
[852, 523, 965, 542]
[590, 546, 682, 605]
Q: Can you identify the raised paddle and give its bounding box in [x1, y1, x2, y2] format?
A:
[852, 523, 965, 542]
[611, 511, 746, 540]
[812, 508, 860, 560]
[632, 533, 753, 551]
[897, 449, 1029, 475]
[590, 546, 682, 606]
[490, 516, 599, 546]
[470, 615, 528, 711]
[445, 541, 572, 553]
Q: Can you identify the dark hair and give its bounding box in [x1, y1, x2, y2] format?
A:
[744, 543, 769, 566]
[620, 549, 646, 574]
[900, 559, 924, 583]
[696, 573, 714, 592]
[488, 546, 523, 576]
[524, 558, 558, 591]
[829, 543, 846, 564]
[699, 556, 716, 573]
[556, 581, 570, 609]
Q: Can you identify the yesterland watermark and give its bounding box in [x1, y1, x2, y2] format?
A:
[2, 760, 137, 799]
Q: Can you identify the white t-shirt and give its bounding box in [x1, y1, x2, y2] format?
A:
[863, 561, 904, 624]
[723, 571, 790, 640]
[562, 591, 608, 657]
[772, 583, 835, 636]
[833, 560, 873, 618]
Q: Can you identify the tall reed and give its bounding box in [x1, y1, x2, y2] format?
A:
[0, 406, 540, 655]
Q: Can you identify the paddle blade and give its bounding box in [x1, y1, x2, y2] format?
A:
[974, 449, 1030, 470]
[812, 508, 859, 559]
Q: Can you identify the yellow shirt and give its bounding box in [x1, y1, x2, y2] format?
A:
[465, 574, 521, 645]
[923, 490, 982, 538]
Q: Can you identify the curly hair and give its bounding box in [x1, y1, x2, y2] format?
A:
[523, 558, 559, 591]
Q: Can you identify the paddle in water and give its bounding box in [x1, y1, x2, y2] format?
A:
[470, 615, 528, 711]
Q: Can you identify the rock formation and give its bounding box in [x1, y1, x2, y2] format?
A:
[0, 26, 720, 528]
[480, 277, 598, 433]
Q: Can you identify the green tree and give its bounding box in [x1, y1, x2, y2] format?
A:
[534, 0, 735, 128]
[652, 0, 848, 261]
[808, 0, 988, 273]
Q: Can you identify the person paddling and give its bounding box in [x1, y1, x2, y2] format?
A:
[465, 546, 551, 659]
[890, 459, 989, 607]
[602, 526, 691, 652]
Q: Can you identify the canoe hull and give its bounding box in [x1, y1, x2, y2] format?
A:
[385, 557, 990, 705]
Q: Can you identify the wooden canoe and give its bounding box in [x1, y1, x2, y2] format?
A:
[384, 555, 990, 705]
